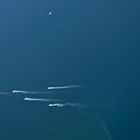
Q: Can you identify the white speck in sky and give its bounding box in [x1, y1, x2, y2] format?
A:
[49, 11, 52, 16]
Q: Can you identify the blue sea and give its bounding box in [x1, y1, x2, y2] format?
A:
[0, 0, 139, 140]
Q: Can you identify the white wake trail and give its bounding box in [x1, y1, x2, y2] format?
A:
[12, 90, 50, 95]
[48, 103, 64, 107]
[24, 97, 60, 102]
[48, 103, 83, 108]
[12, 90, 30, 94]
[47, 85, 81, 90]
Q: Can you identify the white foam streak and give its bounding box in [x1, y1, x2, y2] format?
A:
[48, 103, 64, 107]
[48, 103, 82, 108]
[12, 90, 29, 94]
[24, 97, 60, 102]
[48, 85, 81, 90]
[12, 90, 50, 95]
